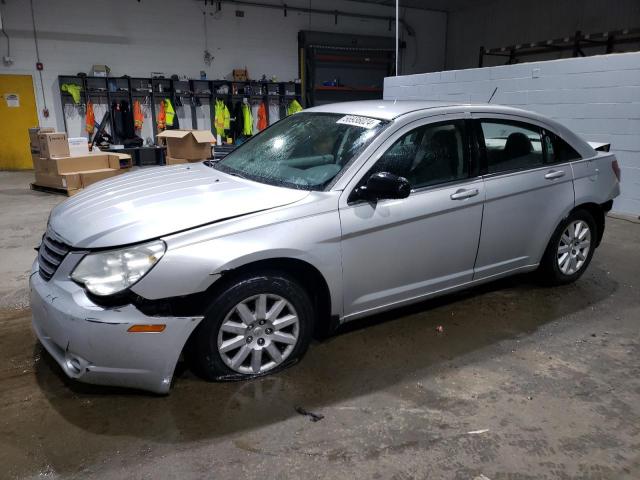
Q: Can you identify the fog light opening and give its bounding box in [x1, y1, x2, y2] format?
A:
[66, 356, 82, 374]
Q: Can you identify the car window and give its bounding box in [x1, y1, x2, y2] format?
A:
[481, 120, 544, 173]
[544, 131, 582, 163]
[368, 121, 469, 189]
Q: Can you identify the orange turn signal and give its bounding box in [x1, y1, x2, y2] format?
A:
[127, 324, 166, 333]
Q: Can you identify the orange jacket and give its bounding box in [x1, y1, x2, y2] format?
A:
[133, 100, 144, 130]
[157, 100, 166, 131]
[257, 102, 267, 131]
[85, 100, 95, 134]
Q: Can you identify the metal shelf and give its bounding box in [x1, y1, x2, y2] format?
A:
[479, 27, 640, 66]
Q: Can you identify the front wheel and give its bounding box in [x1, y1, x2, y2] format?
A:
[187, 271, 315, 380]
[538, 209, 597, 285]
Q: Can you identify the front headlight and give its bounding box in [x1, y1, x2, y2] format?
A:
[71, 240, 166, 296]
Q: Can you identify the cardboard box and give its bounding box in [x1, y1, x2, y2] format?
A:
[38, 132, 70, 159]
[233, 68, 248, 81]
[165, 156, 207, 165]
[90, 64, 111, 77]
[165, 156, 189, 165]
[107, 152, 133, 169]
[68, 137, 90, 156]
[78, 168, 125, 187]
[29, 127, 55, 153]
[52, 153, 120, 174]
[157, 130, 215, 160]
[33, 153, 119, 175]
[32, 155, 50, 173]
[34, 171, 81, 192]
[34, 167, 125, 194]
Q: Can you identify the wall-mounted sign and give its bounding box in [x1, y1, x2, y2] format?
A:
[4, 93, 20, 108]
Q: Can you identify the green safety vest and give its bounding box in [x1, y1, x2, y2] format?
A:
[164, 99, 176, 126]
[287, 99, 303, 116]
[214, 100, 230, 136]
[242, 103, 253, 136]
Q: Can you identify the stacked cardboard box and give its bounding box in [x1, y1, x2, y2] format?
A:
[30, 128, 132, 196]
[157, 129, 215, 165]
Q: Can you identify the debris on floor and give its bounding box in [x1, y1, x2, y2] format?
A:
[295, 406, 325, 422]
[466, 429, 490, 435]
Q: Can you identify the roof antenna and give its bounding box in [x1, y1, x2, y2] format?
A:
[488, 87, 498, 103]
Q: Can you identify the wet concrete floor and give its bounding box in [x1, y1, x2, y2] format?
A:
[0, 171, 639, 479]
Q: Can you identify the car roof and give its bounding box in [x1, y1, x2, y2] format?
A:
[305, 100, 459, 120]
[305, 100, 596, 159]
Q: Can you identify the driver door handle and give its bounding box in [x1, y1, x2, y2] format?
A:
[450, 188, 479, 200]
[544, 169, 565, 180]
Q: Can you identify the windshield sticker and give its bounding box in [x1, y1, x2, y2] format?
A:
[336, 115, 381, 129]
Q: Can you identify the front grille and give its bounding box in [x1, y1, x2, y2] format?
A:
[38, 231, 71, 281]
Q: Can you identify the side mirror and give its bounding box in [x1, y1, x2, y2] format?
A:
[356, 172, 411, 201]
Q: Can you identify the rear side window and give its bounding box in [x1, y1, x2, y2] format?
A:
[544, 131, 582, 163]
[481, 120, 544, 173]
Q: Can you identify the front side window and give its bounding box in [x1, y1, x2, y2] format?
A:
[367, 120, 469, 189]
[214, 112, 387, 190]
[481, 120, 544, 173]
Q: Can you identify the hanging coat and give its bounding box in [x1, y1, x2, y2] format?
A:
[268, 100, 280, 125]
[133, 100, 144, 131]
[251, 101, 260, 134]
[214, 99, 230, 137]
[85, 100, 95, 134]
[120, 100, 135, 138]
[232, 101, 244, 139]
[157, 100, 166, 131]
[61, 83, 82, 104]
[164, 99, 176, 128]
[257, 102, 268, 131]
[112, 101, 125, 139]
[287, 99, 303, 116]
[242, 103, 253, 136]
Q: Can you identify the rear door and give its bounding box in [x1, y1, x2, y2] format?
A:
[472, 116, 575, 280]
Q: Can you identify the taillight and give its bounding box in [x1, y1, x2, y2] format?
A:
[612, 159, 621, 182]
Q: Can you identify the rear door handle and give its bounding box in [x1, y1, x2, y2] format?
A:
[450, 188, 479, 200]
[544, 170, 565, 180]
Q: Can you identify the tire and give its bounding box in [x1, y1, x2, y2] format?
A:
[187, 270, 315, 381]
[538, 209, 598, 285]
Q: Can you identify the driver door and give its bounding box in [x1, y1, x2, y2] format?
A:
[339, 118, 485, 319]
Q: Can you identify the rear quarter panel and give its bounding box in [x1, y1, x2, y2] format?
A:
[572, 152, 621, 207]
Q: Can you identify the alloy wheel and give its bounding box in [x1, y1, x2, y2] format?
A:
[217, 294, 300, 374]
[557, 220, 591, 276]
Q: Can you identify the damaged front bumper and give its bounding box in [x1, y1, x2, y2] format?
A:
[29, 257, 203, 394]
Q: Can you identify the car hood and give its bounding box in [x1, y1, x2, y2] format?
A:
[49, 163, 309, 249]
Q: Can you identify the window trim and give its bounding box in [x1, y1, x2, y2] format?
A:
[347, 118, 477, 204]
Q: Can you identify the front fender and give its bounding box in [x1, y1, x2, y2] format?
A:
[130, 203, 343, 316]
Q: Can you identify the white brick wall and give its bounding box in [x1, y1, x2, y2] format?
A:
[384, 52, 640, 216]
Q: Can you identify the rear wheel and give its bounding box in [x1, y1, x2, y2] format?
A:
[187, 271, 314, 380]
[538, 209, 597, 285]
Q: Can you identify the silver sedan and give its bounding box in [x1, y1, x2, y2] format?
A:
[31, 101, 621, 393]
